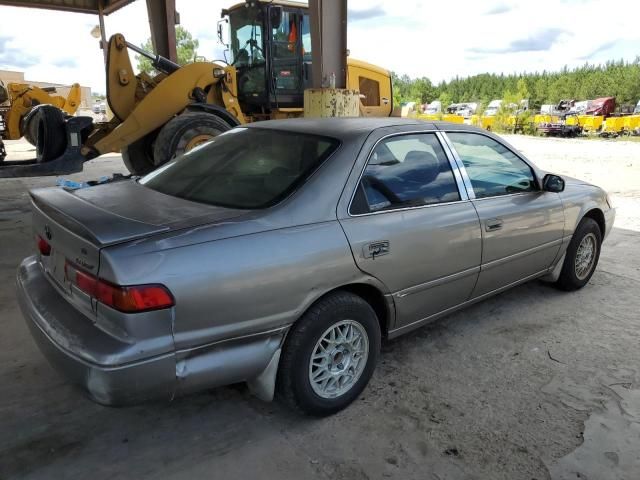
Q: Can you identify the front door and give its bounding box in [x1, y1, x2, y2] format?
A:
[269, 8, 304, 107]
[339, 131, 482, 333]
[445, 132, 565, 297]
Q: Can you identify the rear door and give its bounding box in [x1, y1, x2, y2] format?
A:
[443, 131, 565, 297]
[338, 129, 482, 334]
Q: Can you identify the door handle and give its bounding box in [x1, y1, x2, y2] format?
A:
[485, 218, 503, 231]
[363, 240, 390, 259]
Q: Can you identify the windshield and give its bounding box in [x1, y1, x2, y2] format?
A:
[229, 8, 264, 66]
[140, 128, 340, 209]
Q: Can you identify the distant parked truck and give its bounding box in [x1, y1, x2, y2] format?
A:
[568, 100, 592, 115]
[424, 100, 442, 115]
[447, 102, 477, 118]
[540, 104, 555, 115]
[484, 99, 502, 117]
[585, 97, 615, 117]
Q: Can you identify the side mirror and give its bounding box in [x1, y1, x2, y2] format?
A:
[217, 19, 229, 47]
[270, 6, 283, 29]
[543, 174, 565, 192]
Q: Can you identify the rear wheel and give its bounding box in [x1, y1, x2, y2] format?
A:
[277, 291, 381, 416]
[152, 112, 232, 168]
[35, 105, 66, 162]
[555, 217, 602, 291]
[121, 131, 158, 176]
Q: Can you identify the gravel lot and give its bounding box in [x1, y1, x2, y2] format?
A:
[0, 134, 638, 480]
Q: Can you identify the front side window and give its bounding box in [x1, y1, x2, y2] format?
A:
[141, 128, 339, 209]
[272, 11, 299, 59]
[447, 133, 537, 198]
[350, 133, 461, 215]
[229, 9, 264, 66]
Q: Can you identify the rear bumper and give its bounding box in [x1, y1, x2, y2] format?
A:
[17, 256, 287, 406]
[17, 256, 176, 405]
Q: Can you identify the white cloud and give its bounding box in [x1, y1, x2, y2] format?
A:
[0, 0, 638, 94]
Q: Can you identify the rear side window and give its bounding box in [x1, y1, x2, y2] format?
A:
[350, 133, 461, 215]
[140, 128, 339, 209]
[447, 132, 537, 198]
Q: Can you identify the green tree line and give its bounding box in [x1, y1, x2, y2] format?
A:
[393, 58, 640, 111]
[136, 26, 199, 74]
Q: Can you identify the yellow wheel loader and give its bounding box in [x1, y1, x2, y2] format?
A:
[0, 81, 81, 163]
[0, 82, 81, 143]
[0, 0, 392, 178]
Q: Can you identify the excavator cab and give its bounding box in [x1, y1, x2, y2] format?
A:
[223, 2, 312, 114]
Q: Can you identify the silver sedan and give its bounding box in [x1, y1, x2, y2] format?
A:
[17, 118, 615, 415]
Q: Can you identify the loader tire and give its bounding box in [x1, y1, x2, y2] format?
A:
[23, 110, 39, 146]
[35, 105, 66, 163]
[153, 112, 232, 167]
[121, 132, 158, 176]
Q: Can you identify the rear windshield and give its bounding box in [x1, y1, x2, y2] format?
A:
[140, 127, 339, 209]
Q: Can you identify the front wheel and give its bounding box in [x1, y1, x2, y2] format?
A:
[277, 292, 381, 416]
[121, 131, 158, 176]
[555, 217, 602, 291]
[152, 112, 232, 168]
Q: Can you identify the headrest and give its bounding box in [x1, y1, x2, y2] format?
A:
[402, 150, 440, 184]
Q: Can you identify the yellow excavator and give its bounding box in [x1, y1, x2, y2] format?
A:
[0, 0, 392, 177]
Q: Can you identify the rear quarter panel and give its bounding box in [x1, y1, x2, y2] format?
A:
[100, 221, 380, 351]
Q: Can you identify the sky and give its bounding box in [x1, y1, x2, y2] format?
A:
[0, 0, 638, 94]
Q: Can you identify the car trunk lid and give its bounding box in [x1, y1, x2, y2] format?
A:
[29, 181, 249, 317]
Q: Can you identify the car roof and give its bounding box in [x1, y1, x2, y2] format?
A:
[246, 117, 480, 139]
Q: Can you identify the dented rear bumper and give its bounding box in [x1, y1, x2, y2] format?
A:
[17, 256, 286, 405]
[17, 256, 176, 405]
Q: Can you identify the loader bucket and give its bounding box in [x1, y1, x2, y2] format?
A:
[0, 116, 93, 178]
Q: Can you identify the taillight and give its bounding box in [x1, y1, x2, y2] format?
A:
[96, 282, 174, 313]
[37, 235, 51, 256]
[65, 260, 174, 313]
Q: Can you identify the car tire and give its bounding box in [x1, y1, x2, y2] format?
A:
[35, 105, 66, 163]
[277, 291, 381, 416]
[555, 217, 602, 291]
[152, 112, 232, 168]
[122, 131, 158, 176]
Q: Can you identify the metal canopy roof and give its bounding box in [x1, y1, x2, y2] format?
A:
[0, 0, 135, 15]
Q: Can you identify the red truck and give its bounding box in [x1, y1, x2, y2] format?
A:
[585, 97, 616, 117]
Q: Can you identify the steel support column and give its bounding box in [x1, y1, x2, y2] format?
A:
[146, 0, 178, 62]
[98, 0, 108, 63]
[308, 0, 348, 89]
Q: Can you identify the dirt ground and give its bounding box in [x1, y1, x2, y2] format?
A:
[0, 135, 639, 480]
